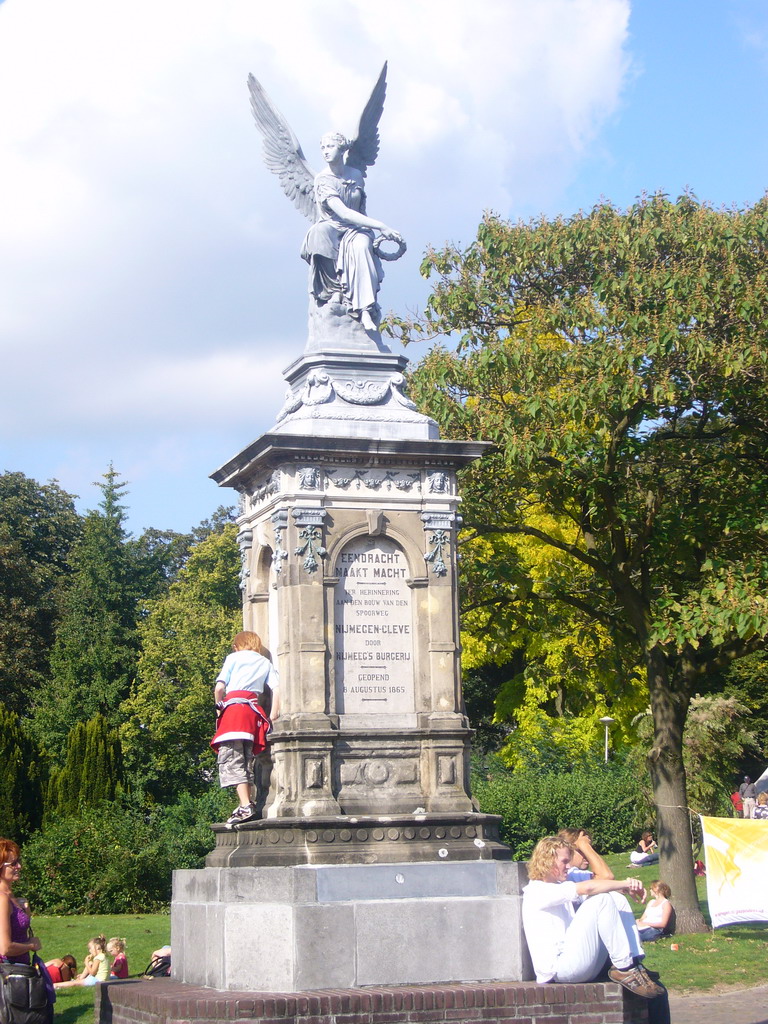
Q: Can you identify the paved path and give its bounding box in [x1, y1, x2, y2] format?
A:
[670, 984, 768, 1024]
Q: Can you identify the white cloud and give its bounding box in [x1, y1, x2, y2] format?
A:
[1, 343, 288, 437]
[0, 0, 631, 529]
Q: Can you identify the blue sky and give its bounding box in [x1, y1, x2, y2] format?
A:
[1, 0, 766, 535]
[565, 2, 768, 214]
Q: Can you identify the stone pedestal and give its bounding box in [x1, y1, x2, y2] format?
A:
[210, 431, 489, 838]
[170, 326, 520, 995]
[172, 861, 529, 992]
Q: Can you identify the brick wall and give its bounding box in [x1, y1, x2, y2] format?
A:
[96, 978, 647, 1024]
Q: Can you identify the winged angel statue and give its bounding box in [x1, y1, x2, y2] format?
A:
[248, 63, 405, 334]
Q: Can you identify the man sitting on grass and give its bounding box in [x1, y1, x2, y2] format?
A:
[523, 835, 664, 999]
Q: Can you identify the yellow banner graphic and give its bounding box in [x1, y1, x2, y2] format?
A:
[700, 815, 768, 927]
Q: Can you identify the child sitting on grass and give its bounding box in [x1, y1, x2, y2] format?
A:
[54, 935, 109, 988]
[107, 937, 128, 979]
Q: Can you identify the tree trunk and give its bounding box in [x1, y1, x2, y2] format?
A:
[645, 643, 708, 934]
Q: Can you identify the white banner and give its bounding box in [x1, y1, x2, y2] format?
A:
[700, 815, 768, 927]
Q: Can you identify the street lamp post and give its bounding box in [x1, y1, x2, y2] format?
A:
[599, 715, 615, 763]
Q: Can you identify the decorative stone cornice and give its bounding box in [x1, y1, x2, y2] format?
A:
[277, 371, 418, 423]
[207, 812, 511, 867]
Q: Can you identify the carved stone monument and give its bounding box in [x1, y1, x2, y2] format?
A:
[171, 64, 529, 994]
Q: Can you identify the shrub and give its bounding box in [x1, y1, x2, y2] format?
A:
[471, 755, 643, 858]
[19, 788, 231, 914]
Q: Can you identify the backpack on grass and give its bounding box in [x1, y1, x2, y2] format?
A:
[141, 956, 171, 979]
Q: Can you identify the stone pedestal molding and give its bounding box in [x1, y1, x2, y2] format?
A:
[205, 812, 509, 868]
[272, 350, 436, 442]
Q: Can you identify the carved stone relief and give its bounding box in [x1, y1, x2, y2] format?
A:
[236, 528, 253, 591]
[326, 469, 420, 492]
[253, 470, 281, 505]
[276, 372, 419, 423]
[421, 511, 456, 577]
[427, 471, 449, 493]
[271, 510, 289, 574]
[297, 466, 321, 489]
[338, 758, 419, 786]
[292, 507, 328, 574]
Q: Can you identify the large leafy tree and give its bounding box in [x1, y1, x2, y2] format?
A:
[120, 524, 241, 803]
[0, 472, 81, 713]
[397, 193, 768, 932]
[127, 505, 235, 601]
[459, 519, 646, 768]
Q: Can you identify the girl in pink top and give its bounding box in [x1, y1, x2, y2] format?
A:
[108, 937, 128, 979]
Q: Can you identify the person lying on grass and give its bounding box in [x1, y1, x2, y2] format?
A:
[44, 955, 77, 983]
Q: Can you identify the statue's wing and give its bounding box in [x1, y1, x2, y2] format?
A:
[247, 73, 317, 222]
[346, 62, 387, 177]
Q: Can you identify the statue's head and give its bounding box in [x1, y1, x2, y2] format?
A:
[320, 131, 350, 161]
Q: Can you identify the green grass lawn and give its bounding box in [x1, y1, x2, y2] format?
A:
[33, 913, 170, 1024]
[603, 852, 768, 993]
[28, 856, 768, 1024]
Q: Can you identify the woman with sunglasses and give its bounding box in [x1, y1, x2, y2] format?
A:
[0, 838, 42, 965]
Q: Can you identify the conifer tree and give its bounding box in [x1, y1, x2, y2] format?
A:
[31, 466, 140, 756]
[0, 705, 46, 840]
[46, 713, 124, 817]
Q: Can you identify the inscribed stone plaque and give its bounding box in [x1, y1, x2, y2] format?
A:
[334, 537, 414, 714]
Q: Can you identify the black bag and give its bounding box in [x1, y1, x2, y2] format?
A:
[141, 955, 171, 979]
[0, 962, 52, 1024]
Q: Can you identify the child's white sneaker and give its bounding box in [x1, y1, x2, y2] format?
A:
[226, 803, 258, 826]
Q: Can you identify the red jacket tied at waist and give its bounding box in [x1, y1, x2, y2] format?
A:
[210, 690, 272, 755]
